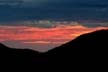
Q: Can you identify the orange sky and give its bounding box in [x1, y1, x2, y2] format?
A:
[0, 25, 108, 52]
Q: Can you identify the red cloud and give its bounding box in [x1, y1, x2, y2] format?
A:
[0, 25, 108, 52]
[0, 25, 108, 43]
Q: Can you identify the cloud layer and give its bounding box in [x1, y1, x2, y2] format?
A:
[0, 0, 108, 21]
[0, 25, 108, 51]
[0, 20, 108, 28]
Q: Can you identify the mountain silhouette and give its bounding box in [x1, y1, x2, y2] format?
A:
[45, 29, 108, 67]
[0, 29, 108, 69]
[47, 29, 108, 53]
[0, 43, 47, 67]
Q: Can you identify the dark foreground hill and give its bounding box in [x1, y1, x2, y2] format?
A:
[0, 29, 108, 69]
[45, 29, 108, 67]
[0, 43, 47, 66]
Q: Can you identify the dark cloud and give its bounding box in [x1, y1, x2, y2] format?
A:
[0, 0, 108, 27]
[80, 23, 108, 28]
[1, 20, 108, 28]
[0, 20, 57, 28]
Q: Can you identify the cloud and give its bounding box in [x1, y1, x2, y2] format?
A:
[0, 25, 108, 51]
[0, 21, 56, 28]
[1, 20, 108, 28]
[80, 23, 108, 28]
[22, 0, 108, 7]
[0, 0, 108, 21]
[0, 25, 107, 41]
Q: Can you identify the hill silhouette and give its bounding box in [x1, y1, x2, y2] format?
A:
[45, 29, 108, 67]
[0, 43, 47, 67]
[0, 29, 108, 69]
[47, 29, 108, 53]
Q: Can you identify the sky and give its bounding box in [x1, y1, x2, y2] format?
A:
[0, 0, 108, 52]
[0, 0, 108, 21]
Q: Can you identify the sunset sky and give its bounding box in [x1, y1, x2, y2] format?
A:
[0, 0, 108, 52]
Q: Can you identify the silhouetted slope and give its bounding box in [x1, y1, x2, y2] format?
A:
[0, 29, 108, 69]
[0, 43, 45, 66]
[45, 29, 108, 67]
[47, 29, 108, 52]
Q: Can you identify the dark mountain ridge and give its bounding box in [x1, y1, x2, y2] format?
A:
[0, 43, 45, 66]
[0, 29, 108, 68]
[46, 30, 108, 69]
